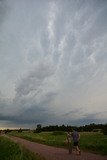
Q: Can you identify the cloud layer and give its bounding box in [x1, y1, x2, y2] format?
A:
[0, 0, 107, 128]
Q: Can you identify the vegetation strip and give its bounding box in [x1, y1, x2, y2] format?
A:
[0, 136, 45, 160]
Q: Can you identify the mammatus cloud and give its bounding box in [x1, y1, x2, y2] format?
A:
[0, 0, 107, 128]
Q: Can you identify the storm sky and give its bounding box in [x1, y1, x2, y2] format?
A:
[0, 0, 107, 129]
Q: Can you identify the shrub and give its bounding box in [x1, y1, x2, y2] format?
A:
[18, 128, 22, 133]
[102, 125, 107, 135]
[102, 129, 107, 135]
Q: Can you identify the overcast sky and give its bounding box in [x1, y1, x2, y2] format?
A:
[0, 0, 107, 129]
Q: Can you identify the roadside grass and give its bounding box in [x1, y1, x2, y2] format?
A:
[79, 132, 107, 155]
[9, 131, 107, 155]
[0, 136, 45, 160]
[9, 131, 66, 147]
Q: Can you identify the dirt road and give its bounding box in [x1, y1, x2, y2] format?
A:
[9, 136, 107, 160]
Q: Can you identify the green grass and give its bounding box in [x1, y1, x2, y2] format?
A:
[9, 131, 107, 155]
[9, 131, 66, 148]
[0, 136, 45, 160]
[79, 132, 107, 155]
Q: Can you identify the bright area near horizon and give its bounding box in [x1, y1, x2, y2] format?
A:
[0, 0, 107, 129]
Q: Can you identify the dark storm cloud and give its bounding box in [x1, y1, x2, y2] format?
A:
[66, 112, 107, 126]
[0, 104, 57, 126]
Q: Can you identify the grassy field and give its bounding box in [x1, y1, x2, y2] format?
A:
[8, 131, 107, 155]
[79, 132, 107, 155]
[0, 136, 45, 160]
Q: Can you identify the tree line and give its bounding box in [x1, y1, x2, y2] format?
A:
[1, 123, 107, 135]
[35, 123, 107, 135]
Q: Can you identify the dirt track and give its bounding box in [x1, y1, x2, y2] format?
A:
[8, 136, 107, 160]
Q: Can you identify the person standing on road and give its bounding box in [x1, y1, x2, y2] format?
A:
[66, 131, 72, 154]
[71, 128, 81, 155]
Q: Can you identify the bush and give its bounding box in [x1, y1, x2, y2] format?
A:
[102, 125, 107, 135]
[102, 129, 107, 135]
[18, 128, 22, 133]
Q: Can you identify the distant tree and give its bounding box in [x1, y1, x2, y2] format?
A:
[18, 128, 22, 132]
[36, 124, 42, 133]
